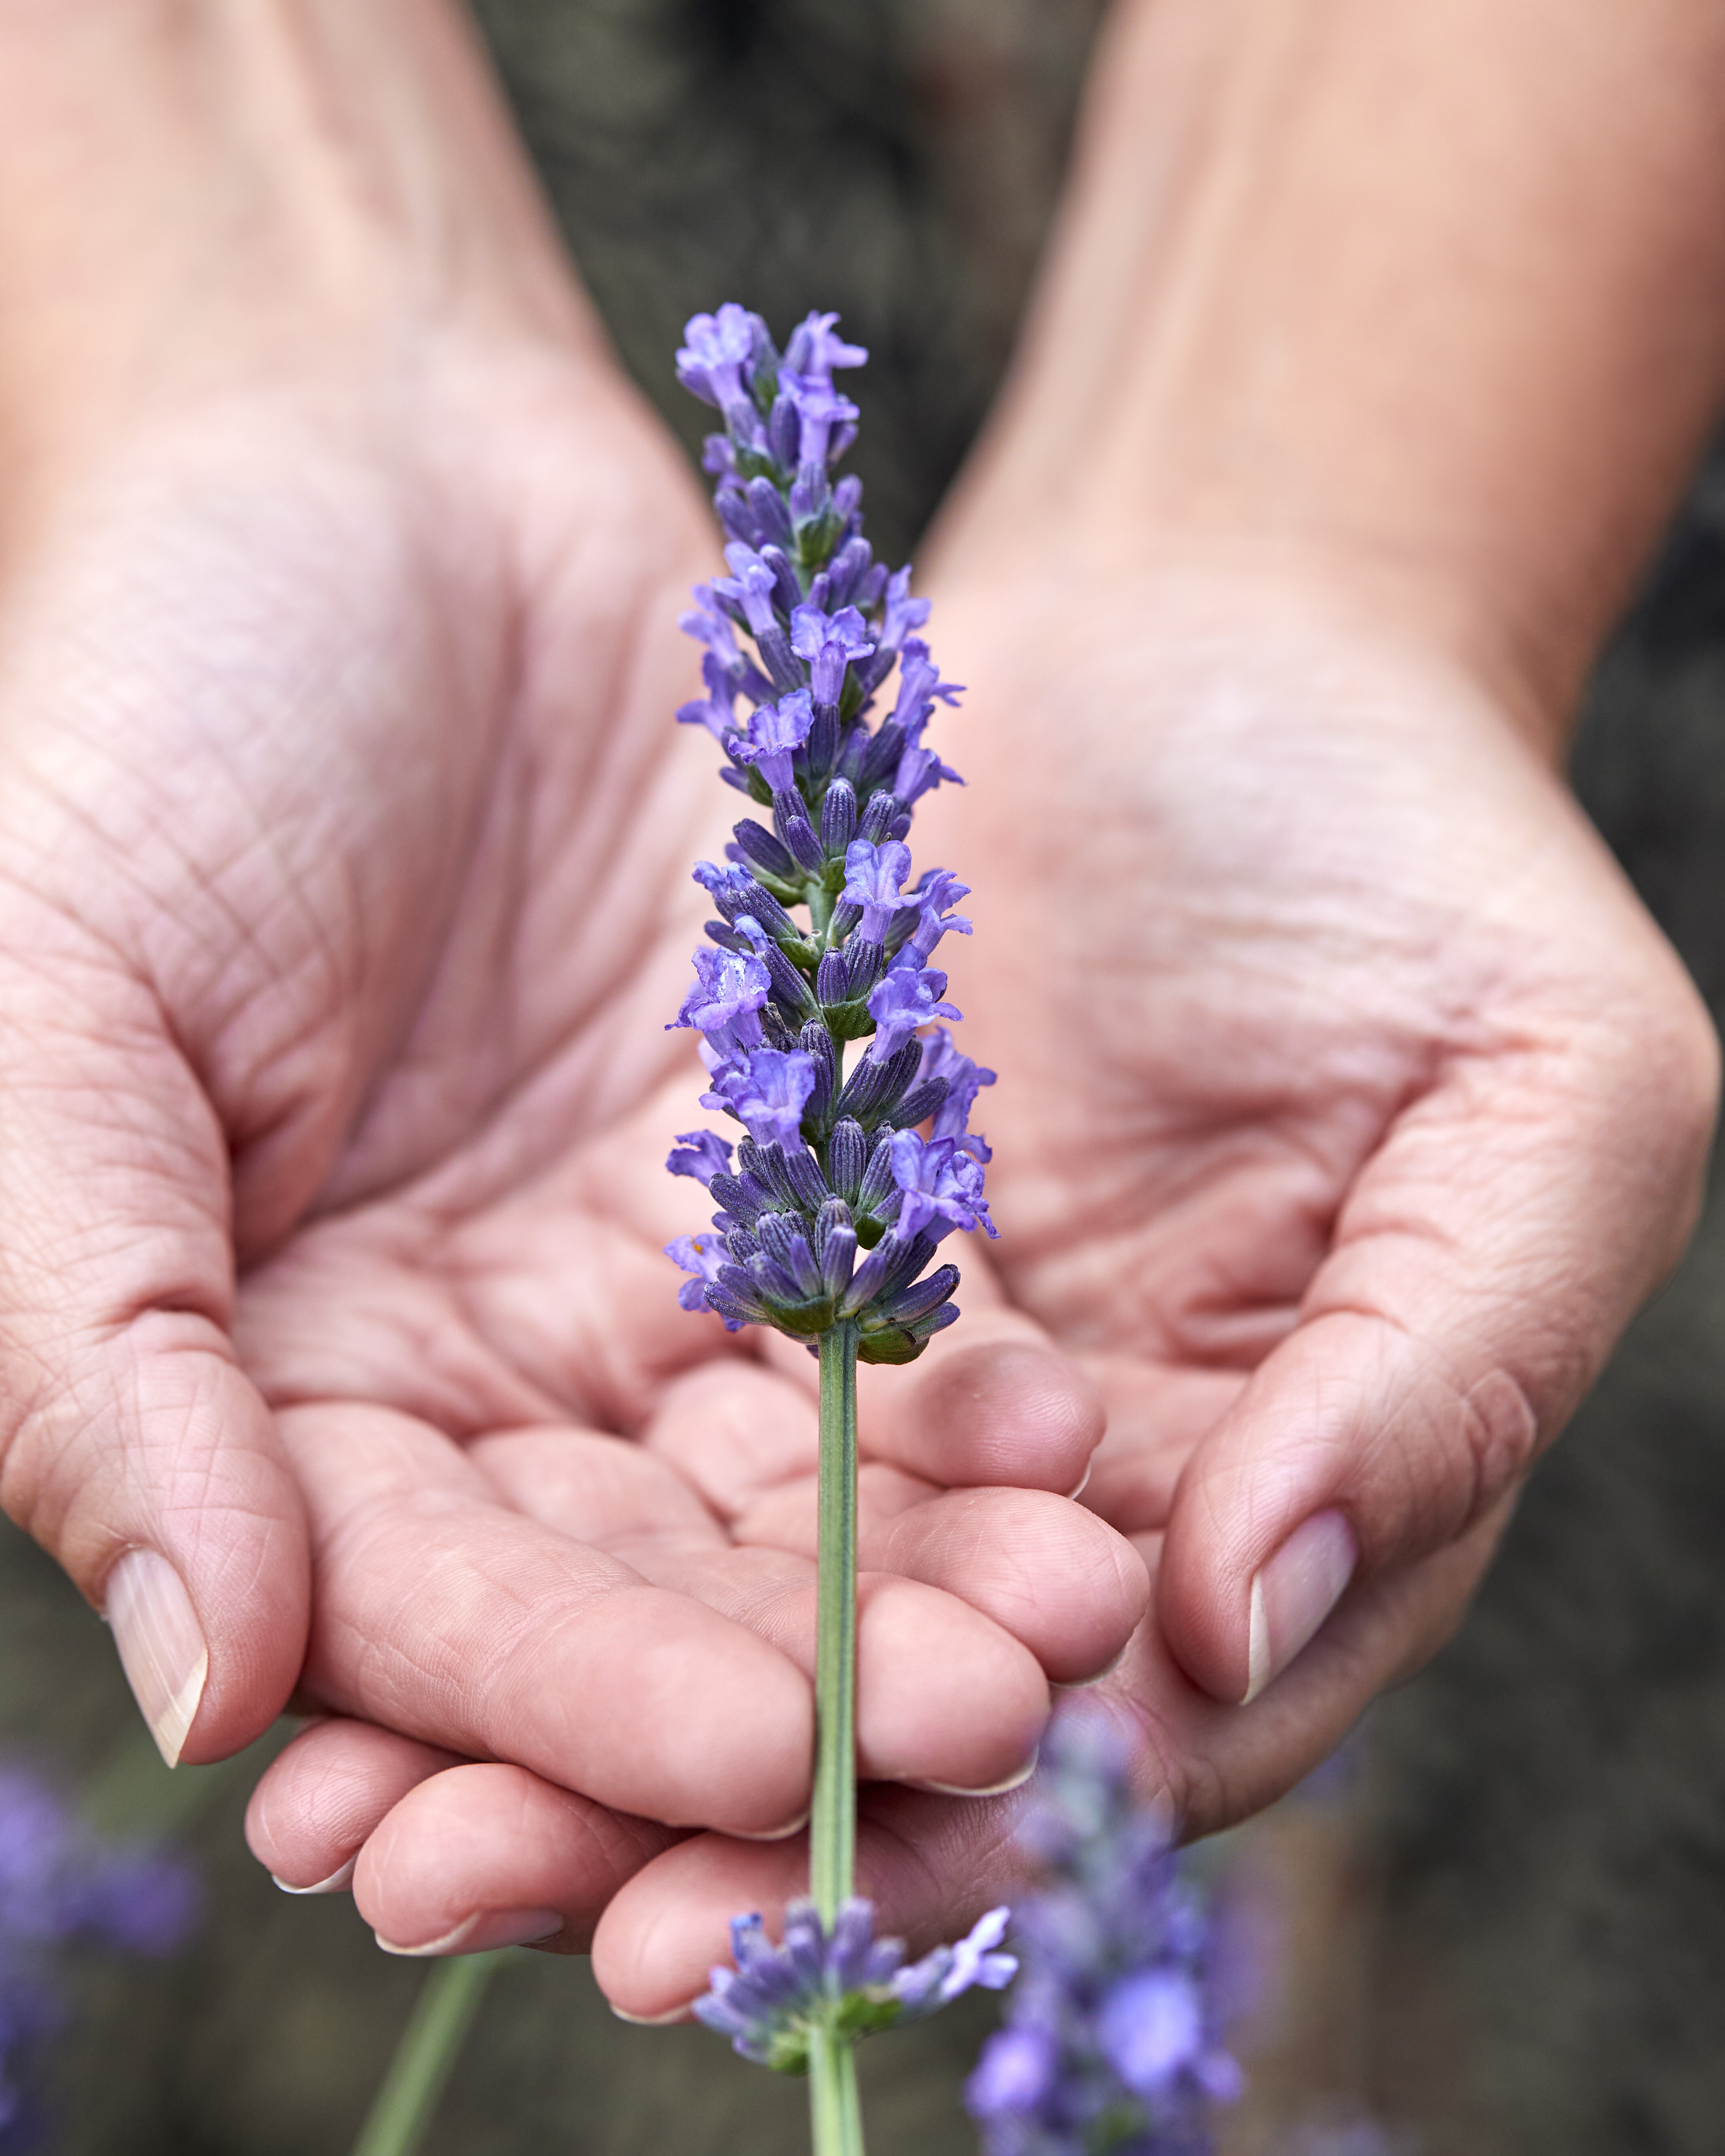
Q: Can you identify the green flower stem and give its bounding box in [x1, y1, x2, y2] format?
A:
[811, 1317, 860, 1923]
[809, 1317, 865, 2156]
[809, 2014, 865, 2156]
[350, 1951, 504, 2156]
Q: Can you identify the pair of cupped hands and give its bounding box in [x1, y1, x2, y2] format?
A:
[0, 267, 1711, 2020]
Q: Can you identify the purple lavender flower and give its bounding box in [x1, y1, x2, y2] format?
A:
[791, 604, 876, 709]
[840, 841, 916, 943]
[782, 311, 868, 381]
[888, 1131, 996, 1243]
[677, 303, 771, 450]
[900, 870, 971, 963]
[730, 690, 816, 793]
[916, 1026, 996, 1158]
[666, 1130, 735, 1187]
[667, 1232, 732, 1317]
[694, 1897, 1015, 2074]
[866, 965, 961, 1063]
[671, 944, 771, 1046]
[663, 306, 994, 1366]
[966, 1708, 1242, 2156]
[700, 1048, 819, 1150]
[0, 1766, 198, 2150]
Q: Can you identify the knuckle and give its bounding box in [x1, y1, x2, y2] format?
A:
[1452, 1360, 1541, 1525]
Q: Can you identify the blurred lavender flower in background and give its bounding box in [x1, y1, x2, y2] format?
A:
[0, 1764, 198, 2150]
[967, 1708, 1241, 2156]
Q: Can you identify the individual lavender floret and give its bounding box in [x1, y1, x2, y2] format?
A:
[694, 1897, 1016, 2075]
[0, 1765, 199, 2148]
[663, 303, 993, 1366]
[966, 1709, 1242, 2156]
[666, 1129, 734, 1187]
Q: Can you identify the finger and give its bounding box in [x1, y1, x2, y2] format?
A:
[598, 1361, 816, 1527]
[643, 1321, 1105, 1515]
[1076, 1355, 1248, 1535]
[364, 1518, 1509, 2001]
[351, 1762, 680, 1958]
[0, 940, 309, 1765]
[730, 1477, 1151, 1684]
[279, 1400, 813, 1835]
[591, 1507, 1515, 2018]
[1158, 996, 1717, 1704]
[465, 1423, 727, 1557]
[858, 1317, 1106, 1495]
[245, 1717, 463, 1893]
[1120, 1515, 1510, 1836]
[470, 1428, 1048, 1792]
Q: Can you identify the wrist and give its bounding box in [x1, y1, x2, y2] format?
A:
[935, 0, 1725, 760]
[0, 0, 608, 478]
[927, 510, 1575, 767]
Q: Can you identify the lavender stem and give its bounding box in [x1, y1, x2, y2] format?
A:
[809, 2012, 865, 2156]
[809, 1317, 864, 2156]
[812, 1317, 860, 1925]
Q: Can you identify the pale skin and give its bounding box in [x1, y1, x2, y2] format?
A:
[0, 0, 1718, 2017]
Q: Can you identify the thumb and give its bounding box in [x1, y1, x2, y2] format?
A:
[1157, 1005, 1718, 1706]
[0, 940, 310, 1763]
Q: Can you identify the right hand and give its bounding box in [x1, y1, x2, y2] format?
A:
[0, 3, 1140, 1845]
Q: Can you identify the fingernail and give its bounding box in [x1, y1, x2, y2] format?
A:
[1064, 1462, 1093, 1501]
[272, 1857, 357, 1896]
[731, 1806, 810, 1843]
[911, 1748, 1039, 1799]
[375, 1908, 563, 1957]
[610, 2000, 696, 2026]
[1244, 1510, 1357, 1704]
[104, 1550, 209, 1768]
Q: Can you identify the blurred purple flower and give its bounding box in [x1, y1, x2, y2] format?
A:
[0, 1765, 198, 2151]
[966, 1707, 1241, 2155]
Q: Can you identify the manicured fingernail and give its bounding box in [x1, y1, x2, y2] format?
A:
[731, 1806, 810, 1844]
[610, 2000, 697, 2026]
[104, 1550, 209, 1767]
[911, 1748, 1039, 1799]
[1244, 1510, 1357, 1704]
[272, 1857, 357, 1896]
[375, 1908, 563, 1957]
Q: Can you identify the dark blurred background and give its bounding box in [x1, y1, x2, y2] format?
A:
[6, 2, 1725, 2148]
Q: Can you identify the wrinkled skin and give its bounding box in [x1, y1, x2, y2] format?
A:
[0, 341, 1146, 1900]
[245, 537, 1717, 2016]
[2, 0, 1715, 2026]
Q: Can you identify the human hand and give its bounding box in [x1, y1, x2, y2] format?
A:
[280, 552, 1712, 2016]
[0, 7, 1143, 1845]
[910, 556, 1717, 1815]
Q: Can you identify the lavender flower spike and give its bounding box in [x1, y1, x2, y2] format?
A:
[694, 1897, 1016, 2074]
[966, 1707, 1243, 2155]
[664, 303, 993, 1368]
[663, 305, 1004, 2153]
